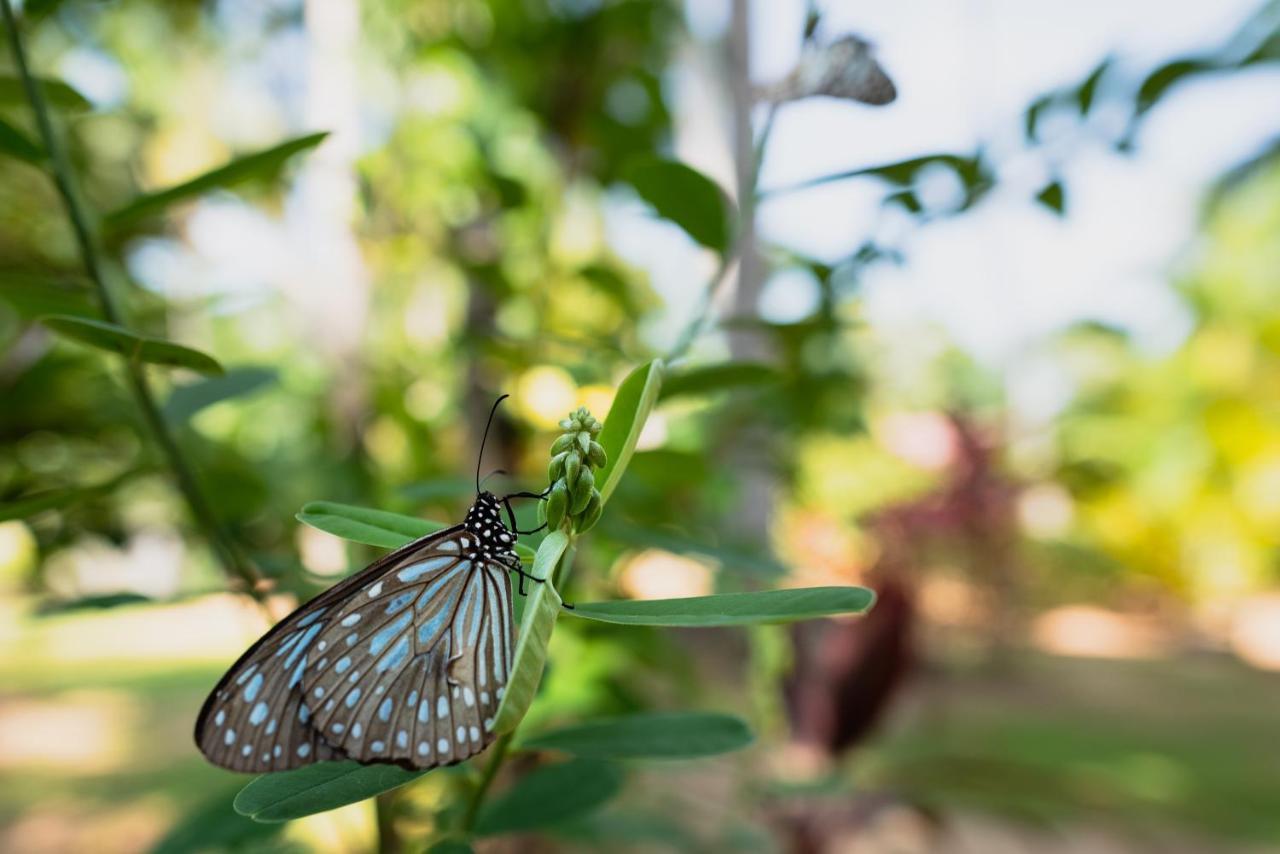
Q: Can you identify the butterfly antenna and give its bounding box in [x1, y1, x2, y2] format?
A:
[477, 394, 509, 493]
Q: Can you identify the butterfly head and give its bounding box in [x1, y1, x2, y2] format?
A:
[464, 491, 517, 561]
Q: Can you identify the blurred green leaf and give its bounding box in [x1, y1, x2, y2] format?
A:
[475, 758, 622, 837]
[523, 712, 753, 759]
[426, 841, 474, 854]
[1077, 57, 1112, 114]
[0, 75, 91, 110]
[234, 761, 424, 823]
[0, 486, 104, 521]
[399, 478, 476, 502]
[0, 116, 43, 163]
[40, 314, 224, 375]
[36, 592, 152, 615]
[1036, 180, 1065, 215]
[596, 359, 664, 505]
[494, 531, 568, 734]
[151, 788, 280, 853]
[624, 157, 735, 252]
[569, 586, 876, 627]
[659, 362, 778, 401]
[0, 270, 95, 318]
[163, 366, 277, 422]
[104, 131, 329, 227]
[1135, 58, 1219, 115]
[296, 501, 534, 563]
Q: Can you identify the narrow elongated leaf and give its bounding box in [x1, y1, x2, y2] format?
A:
[1, 487, 102, 521]
[234, 761, 424, 823]
[624, 157, 735, 252]
[151, 788, 280, 853]
[0, 270, 94, 318]
[296, 501, 447, 548]
[0, 116, 43, 163]
[595, 359, 664, 505]
[568, 586, 875, 627]
[493, 531, 568, 734]
[475, 759, 622, 837]
[659, 362, 778, 401]
[0, 75, 91, 110]
[523, 712, 753, 759]
[105, 131, 329, 226]
[41, 315, 223, 375]
[163, 366, 277, 422]
[296, 501, 534, 563]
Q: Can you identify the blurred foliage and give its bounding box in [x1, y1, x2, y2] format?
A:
[2, 0, 1280, 850]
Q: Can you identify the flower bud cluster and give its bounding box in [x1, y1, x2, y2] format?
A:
[541, 407, 606, 533]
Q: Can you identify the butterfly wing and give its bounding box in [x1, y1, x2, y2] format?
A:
[299, 532, 513, 768]
[194, 525, 506, 772]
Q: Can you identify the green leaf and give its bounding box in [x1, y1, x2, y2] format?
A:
[474, 758, 622, 837]
[1135, 58, 1219, 116]
[523, 712, 754, 759]
[150, 788, 280, 853]
[623, 157, 735, 252]
[36, 592, 152, 615]
[105, 131, 329, 227]
[0, 487, 101, 522]
[296, 501, 535, 564]
[399, 478, 476, 502]
[0, 116, 43, 163]
[163, 366, 277, 422]
[297, 501, 447, 549]
[493, 531, 568, 734]
[0, 75, 91, 110]
[568, 586, 876, 627]
[659, 362, 778, 401]
[595, 359, 664, 505]
[1036, 180, 1065, 215]
[40, 314, 224, 375]
[426, 841, 474, 854]
[233, 761, 425, 823]
[0, 270, 94, 319]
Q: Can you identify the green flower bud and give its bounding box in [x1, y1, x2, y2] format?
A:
[548, 451, 569, 481]
[559, 418, 575, 431]
[569, 466, 595, 514]
[545, 480, 569, 530]
[588, 419, 602, 436]
[564, 451, 582, 489]
[576, 431, 591, 455]
[550, 434, 575, 455]
[587, 441, 607, 469]
[576, 491, 603, 533]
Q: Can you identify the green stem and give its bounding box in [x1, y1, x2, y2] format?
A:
[457, 537, 576, 835]
[1, 1, 261, 591]
[459, 730, 514, 833]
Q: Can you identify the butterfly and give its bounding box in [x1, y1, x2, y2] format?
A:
[194, 396, 546, 772]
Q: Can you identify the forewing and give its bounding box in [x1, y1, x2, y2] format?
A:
[300, 534, 513, 769]
[194, 527, 469, 772]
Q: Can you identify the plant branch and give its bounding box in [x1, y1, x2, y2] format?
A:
[459, 730, 513, 834]
[1, 0, 261, 591]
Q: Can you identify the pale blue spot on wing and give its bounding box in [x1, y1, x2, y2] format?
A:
[370, 610, 412, 655]
[345, 688, 362, 708]
[371, 740, 385, 752]
[288, 656, 306, 689]
[414, 563, 469, 610]
[274, 632, 300, 658]
[335, 656, 351, 674]
[377, 635, 410, 672]
[296, 606, 327, 628]
[297, 744, 311, 758]
[224, 729, 236, 746]
[235, 664, 258, 685]
[341, 613, 361, 627]
[396, 730, 408, 749]
[416, 607, 452, 645]
[352, 722, 363, 738]
[437, 696, 449, 718]
[298, 703, 310, 724]
[266, 718, 277, 735]
[396, 554, 456, 583]
[378, 698, 393, 722]
[384, 591, 416, 615]
[249, 702, 268, 725]
[284, 623, 322, 670]
[345, 633, 358, 647]
[418, 700, 430, 723]
[243, 673, 264, 702]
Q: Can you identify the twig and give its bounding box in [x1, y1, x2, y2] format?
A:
[459, 731, 513, 833]
[1, 0, 262, 591]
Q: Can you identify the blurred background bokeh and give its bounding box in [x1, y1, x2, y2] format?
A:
[3, 0, 1280, 851]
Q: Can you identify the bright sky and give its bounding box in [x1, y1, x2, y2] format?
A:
[608, 0, 1280, 385]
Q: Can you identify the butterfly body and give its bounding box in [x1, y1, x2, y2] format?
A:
[195, 491, 521, 773]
